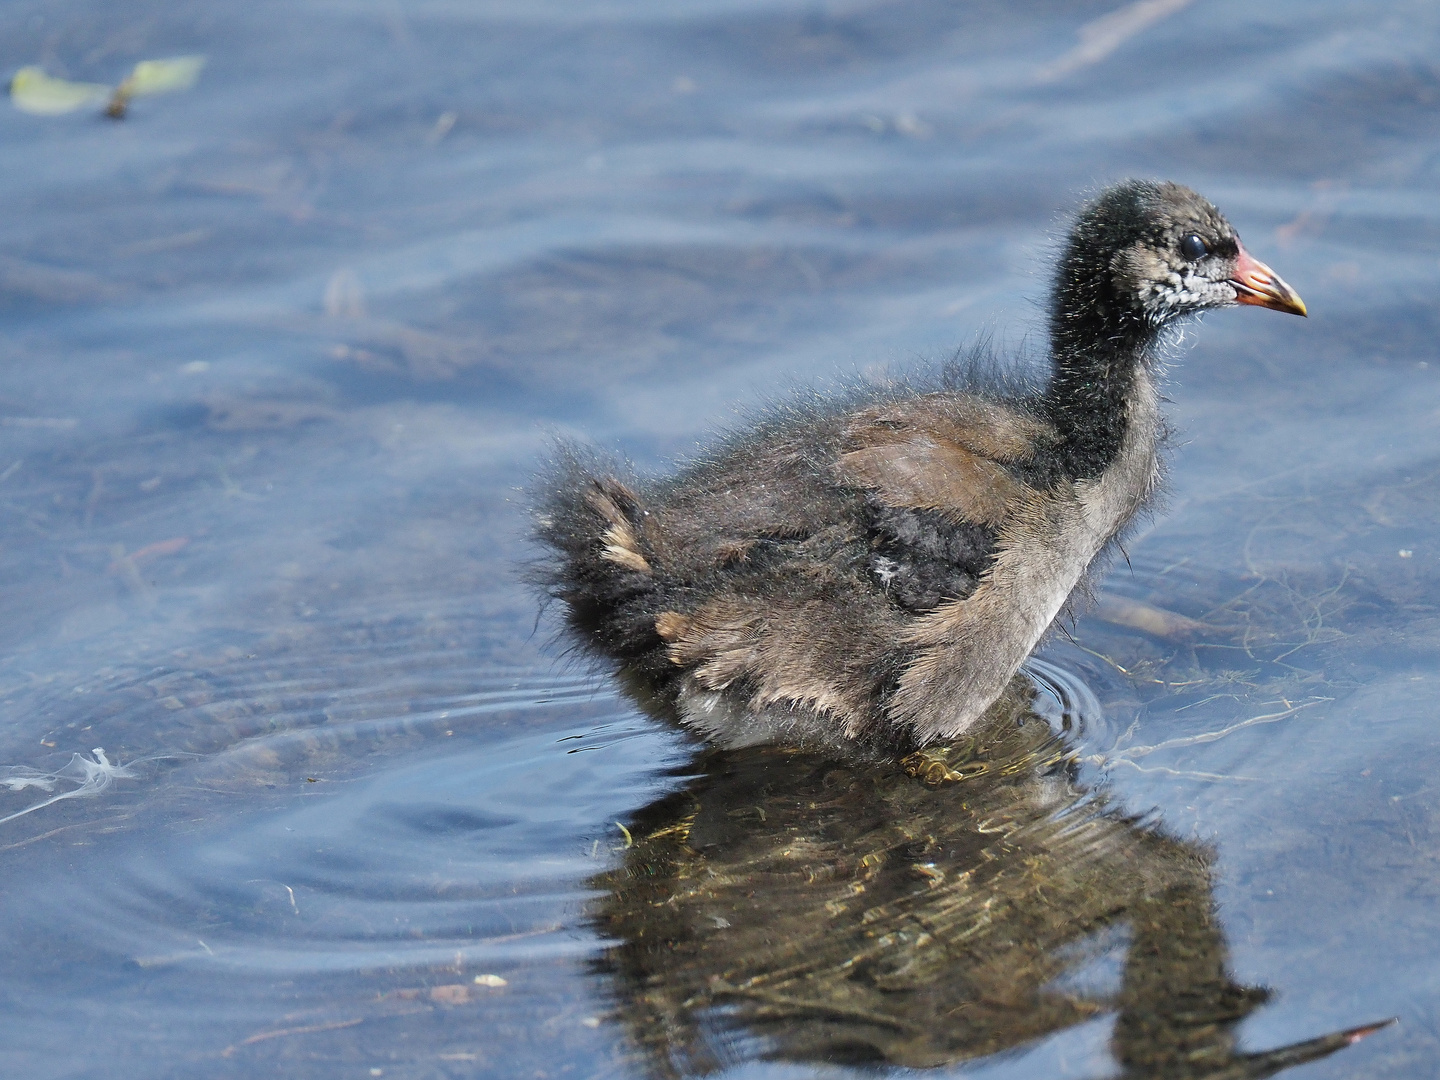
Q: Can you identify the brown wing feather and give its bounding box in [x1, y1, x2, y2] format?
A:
[838, 439, 1028, 526]
[848, 395, 1051, 463]
[838, 393, 1049, 525]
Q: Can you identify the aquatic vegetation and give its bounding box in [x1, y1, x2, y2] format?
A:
[9, 56, 204, 119]
[105, 56, 206, 118]
[7, 67, 110, 115]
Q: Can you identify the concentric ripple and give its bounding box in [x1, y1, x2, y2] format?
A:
[1023, 654, 1109, 743]
[0, 644, 690, 1074]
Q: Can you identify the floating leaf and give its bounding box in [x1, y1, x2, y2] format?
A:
[9, 66, 110, 115]
[124, 55, 206, 97]
[107, 55, 205, 118]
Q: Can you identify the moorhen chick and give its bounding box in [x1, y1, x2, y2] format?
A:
[535, 180, 1305, 754]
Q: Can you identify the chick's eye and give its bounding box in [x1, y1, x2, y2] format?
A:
[1179, 234, 1208, 261]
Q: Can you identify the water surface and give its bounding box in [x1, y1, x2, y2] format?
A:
[2, 1, 1439, 1076]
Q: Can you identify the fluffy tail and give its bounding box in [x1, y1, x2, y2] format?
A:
[531, 446, 668, 672]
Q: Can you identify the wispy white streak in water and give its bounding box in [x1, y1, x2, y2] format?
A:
[1035, 0, 1195, 84]
[767, 7, 1438, 155]
[0, 749, 139, 826]
[313, 0, 836, 23]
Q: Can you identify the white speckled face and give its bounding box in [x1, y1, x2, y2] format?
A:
[1117, 197, 1244, 326]
[1126, 242, 1240, 324]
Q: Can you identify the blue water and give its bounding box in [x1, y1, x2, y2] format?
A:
[2, 0, 1439, 1075]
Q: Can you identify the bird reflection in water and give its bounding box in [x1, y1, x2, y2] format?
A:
[589, 678, 1389, 1078]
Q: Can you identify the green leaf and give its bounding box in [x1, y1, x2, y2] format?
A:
[124, 56, 206, 97]
[9, 66, 111, 115]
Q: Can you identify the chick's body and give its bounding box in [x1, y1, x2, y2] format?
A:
[535, 181, 1305, 754]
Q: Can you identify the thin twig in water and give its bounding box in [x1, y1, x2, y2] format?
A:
[1071, 643, 1167, 684]
[1089, 698, 1330, 782]
[1117, 699, 1328, 760]
[1103, 760, 1261, 782]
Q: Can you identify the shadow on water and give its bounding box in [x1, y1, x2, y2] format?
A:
[592, 679, 1388, 1078]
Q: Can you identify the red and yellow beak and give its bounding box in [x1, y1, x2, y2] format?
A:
[1230, 241, 1307, 316]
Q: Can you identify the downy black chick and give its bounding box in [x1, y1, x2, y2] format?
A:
[534, 180, 1306, 754]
